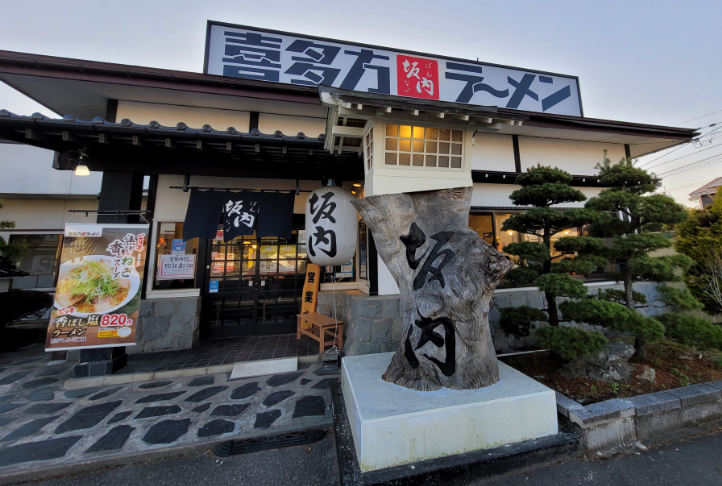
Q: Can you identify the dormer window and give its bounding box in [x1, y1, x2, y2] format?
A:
[384, 124, 463, 169]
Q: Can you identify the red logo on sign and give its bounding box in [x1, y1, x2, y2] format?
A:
[396, 55, 439, 100]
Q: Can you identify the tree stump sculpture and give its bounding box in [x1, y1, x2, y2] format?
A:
[351, 187, 514, 391]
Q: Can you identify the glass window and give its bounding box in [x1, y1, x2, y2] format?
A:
[495, 213, 519, 261]
[384, 124, 464, 171]
[9, 234, 62, 289]
[153, 222, 199, 290]
[468, 214, 494, 246]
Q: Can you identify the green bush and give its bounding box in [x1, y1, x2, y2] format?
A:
[534, 325, 608, 360]
[499, 305, 548, 338]
[504, 266, 541, 287]
[658, 313, 722, 350]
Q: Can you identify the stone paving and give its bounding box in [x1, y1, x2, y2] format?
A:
[121, 334, 319, 374]
[0, 344, 336, 481]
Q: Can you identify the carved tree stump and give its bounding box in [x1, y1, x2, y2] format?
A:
[351, 187, 513, 391]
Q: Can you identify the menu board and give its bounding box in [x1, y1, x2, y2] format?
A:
[45, 223, 148, 351]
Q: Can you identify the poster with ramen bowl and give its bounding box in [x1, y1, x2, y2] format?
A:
[45, 223, 149, 351]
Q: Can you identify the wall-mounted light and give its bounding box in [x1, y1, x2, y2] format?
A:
[352, 183, 362, 188]
[564, 230, 570, 234]
[74, 155, 89, 176]
[351, 190, 357, 195]
[507, 231, 513, 236]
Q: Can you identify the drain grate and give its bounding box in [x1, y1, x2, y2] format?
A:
[213, 429, 326, 457]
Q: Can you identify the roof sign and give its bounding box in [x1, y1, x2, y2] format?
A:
[205, 22, 583, 117]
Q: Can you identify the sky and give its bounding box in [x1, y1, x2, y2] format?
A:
[0, 0, 719, 207]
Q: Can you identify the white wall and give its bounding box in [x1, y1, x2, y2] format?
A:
[471, 183, 605, 208]
[518, 138, 625, 176]
[258, 113, 326, 138]
[378, 256, 400, 295]
[470, 133, 516, 172]
[0, 143, 101, 196]
[117, 101, 251, 131]
[0, 198, 98, 243]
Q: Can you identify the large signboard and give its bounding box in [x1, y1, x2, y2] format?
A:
[45, 224, 148, 351]
[205, 22, 582, 116]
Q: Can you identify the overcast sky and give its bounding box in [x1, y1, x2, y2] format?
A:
[0, 0, 719, 206]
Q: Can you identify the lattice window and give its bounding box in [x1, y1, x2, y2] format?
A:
[384, 124, 463, 169]
[365, 126, 374, 170]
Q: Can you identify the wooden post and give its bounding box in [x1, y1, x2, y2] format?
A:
[351, 187, 513, 391]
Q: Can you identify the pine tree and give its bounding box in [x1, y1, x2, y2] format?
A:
[499, 164, 667, 361]
[499, 166, 610, 358]
[584, 153, 691, 357]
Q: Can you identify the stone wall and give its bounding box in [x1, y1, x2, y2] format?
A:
[321, 281, 670, 356]
[317, 290, 402, 356]
[130, 296, 202, 353]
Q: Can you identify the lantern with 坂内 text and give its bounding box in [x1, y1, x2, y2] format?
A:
[305, 185, 357, 266]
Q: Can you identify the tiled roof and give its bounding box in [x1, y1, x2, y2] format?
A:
[0, 110, 363, 181]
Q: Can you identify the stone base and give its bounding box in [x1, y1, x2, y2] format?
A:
[73, 347, 127, 378]
[342, 352, 558, 472]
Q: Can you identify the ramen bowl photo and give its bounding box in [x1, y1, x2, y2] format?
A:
[54, 255, 140, 318]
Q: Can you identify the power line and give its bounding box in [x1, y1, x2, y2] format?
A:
[676, 108, 722, 126]
[645, 144, 721, 171]
[638, 123, 722, 169]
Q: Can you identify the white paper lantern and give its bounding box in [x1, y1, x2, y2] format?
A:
[305, 185, 358, 266]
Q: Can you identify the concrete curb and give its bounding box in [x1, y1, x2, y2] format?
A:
[64, 354, 322, 390]
[556, 379, 722, 452]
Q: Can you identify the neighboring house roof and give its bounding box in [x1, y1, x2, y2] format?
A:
[689, 177, 722, 198]
[0, 255, 28, 279]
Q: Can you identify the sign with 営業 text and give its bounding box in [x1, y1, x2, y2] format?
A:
[158, 254, 196, 280]
[45, 223, 148, 351]
[205, 22, 582, 116]
[299, 263, 321, 330]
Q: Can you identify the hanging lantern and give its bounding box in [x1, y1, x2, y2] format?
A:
[305, 184, 358, 266]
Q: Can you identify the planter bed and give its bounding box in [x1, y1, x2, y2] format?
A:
[500, 341, 722, 452]
[499, 340, 722, 405]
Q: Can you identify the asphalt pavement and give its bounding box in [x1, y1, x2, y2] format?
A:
[19, 426, 722, 486]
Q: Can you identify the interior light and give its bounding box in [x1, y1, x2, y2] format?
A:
[352, 183, 362, 188]
[74, 159, 90, 176]
[243, 241, 251, 245]
[351, 190, 357, 195]
[252, 245, 257, 249]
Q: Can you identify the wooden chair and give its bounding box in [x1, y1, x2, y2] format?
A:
[297, 312, 344, 353]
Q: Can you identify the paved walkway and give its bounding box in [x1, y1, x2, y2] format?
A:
[0, 344, 336, 483]
[122, 334, 319, 374]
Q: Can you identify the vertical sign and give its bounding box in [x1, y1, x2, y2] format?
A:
[299, 263, 321, 330]
[45, 223, 148, 351]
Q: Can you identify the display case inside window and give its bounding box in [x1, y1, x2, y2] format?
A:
[9, 234, 62, 289]
[153, 222, 199, 290]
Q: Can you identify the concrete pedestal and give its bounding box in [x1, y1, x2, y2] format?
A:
[342, 352, 558, 472]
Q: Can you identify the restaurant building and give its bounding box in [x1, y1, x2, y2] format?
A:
[0, 22, 698, 369]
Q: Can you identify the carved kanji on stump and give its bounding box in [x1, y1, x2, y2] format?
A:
[351, 187, 513, 391]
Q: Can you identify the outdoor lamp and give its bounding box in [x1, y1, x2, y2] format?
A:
[75, 156, 90, 176]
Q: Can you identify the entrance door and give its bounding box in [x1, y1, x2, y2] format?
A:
[201, 230, 308, 338]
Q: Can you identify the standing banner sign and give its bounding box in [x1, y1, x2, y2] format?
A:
[45, 223, 149, 351]
[299, 263, 321, 330]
